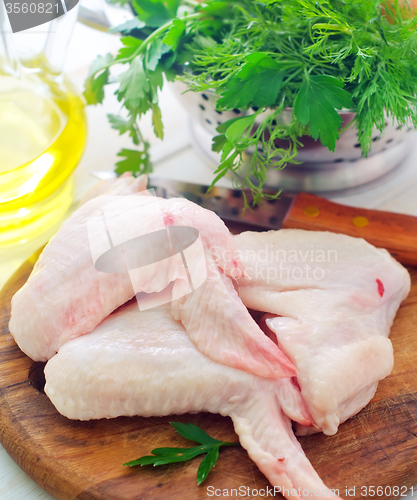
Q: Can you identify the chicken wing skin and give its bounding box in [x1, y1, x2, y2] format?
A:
[10, 182, 294, 380]
[235, 229, 411, 435]
[44, 304, 340, 500]
[9, 186, 244, 362]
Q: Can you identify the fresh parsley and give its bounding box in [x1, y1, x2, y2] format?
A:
[85, 0, 417, 203]
[217, 53, 286, 110]
[294, 74, 353, 151]
[114, 147, 152, 177]
[123, 422, 240, 485]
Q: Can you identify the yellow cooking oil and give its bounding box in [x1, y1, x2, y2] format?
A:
[0, 70, 87, 246]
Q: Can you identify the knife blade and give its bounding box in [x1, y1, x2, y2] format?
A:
[91, 172, 417, 266]
[147, 177, 294, 231]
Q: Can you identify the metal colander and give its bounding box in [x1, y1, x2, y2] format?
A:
[169, 81, 416, 193]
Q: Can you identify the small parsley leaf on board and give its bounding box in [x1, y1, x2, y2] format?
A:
[115, 147, 152, 177]
[170, 422, 224, 445]
[294, 75, 353, 151]
[197, 446, 219, 485]
[217, 53, 285, 110]
[123, 422, 239, 485]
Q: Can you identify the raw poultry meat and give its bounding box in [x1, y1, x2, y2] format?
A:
[9, 173, 149, 362]
[42, 227, 409, 500]
[171, 250, 296, 379]
[79, 171, 148, 204]
[234, 229, 411, 435]
[9, 178, 292, 380]
[9, 178, 410, 499]
[9, 175, 244, 361]
[44, 303, 339, 500]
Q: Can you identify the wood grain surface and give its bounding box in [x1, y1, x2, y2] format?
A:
[283, 193, 417, 267]
[1, 251, 417, 500]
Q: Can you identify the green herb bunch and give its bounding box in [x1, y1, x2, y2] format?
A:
[85, 0, 417, 204]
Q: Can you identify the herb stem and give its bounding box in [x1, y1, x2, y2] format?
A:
[338, 119, 354, 135]
[118, 12, 202, 66]
[394, 0, 403, 25]
[140, 13, 199, 55]
[282, 67, 303, 87]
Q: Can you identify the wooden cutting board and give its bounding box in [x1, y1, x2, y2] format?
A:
[1, 251, 417, 500]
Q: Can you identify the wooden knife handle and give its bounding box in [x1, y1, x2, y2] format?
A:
[282, 192, 417, 267]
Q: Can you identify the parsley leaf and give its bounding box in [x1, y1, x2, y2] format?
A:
[200, 1, 233, 18]
[197, 446, 219, 485]
[151, 103, 164, 138]
[115, 147, 152, 177]
[224, 115, 256, 144]
[83, 53, 113, 105]
[212, 133, 228, 153]
[217, 53, 285, 110]
[117, 56, 150, 111]
[131, 0, 181, 27]
[109, 18, 146, 34]
[115, 37, 142, 62]
[170, 422, 224, 445]
[146, 39, 170, 71]
[108, 114, 141, 146]
[85, 53, 114, 80]
[162, 18, 185, 50]
[123, 422, 239, 485]
[84, 70, 109, 105]
[294, 75, 353, 151]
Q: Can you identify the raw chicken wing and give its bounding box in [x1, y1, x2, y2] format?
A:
[235, 229, 411, 435]
[44, 303, 340, 500]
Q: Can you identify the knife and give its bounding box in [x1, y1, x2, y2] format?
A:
[91, 172, 417, 266]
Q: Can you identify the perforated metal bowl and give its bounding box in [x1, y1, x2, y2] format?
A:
[170, 81, 416, 193]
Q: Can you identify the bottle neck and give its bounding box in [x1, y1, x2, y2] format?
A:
[0, 2, 20, 78]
